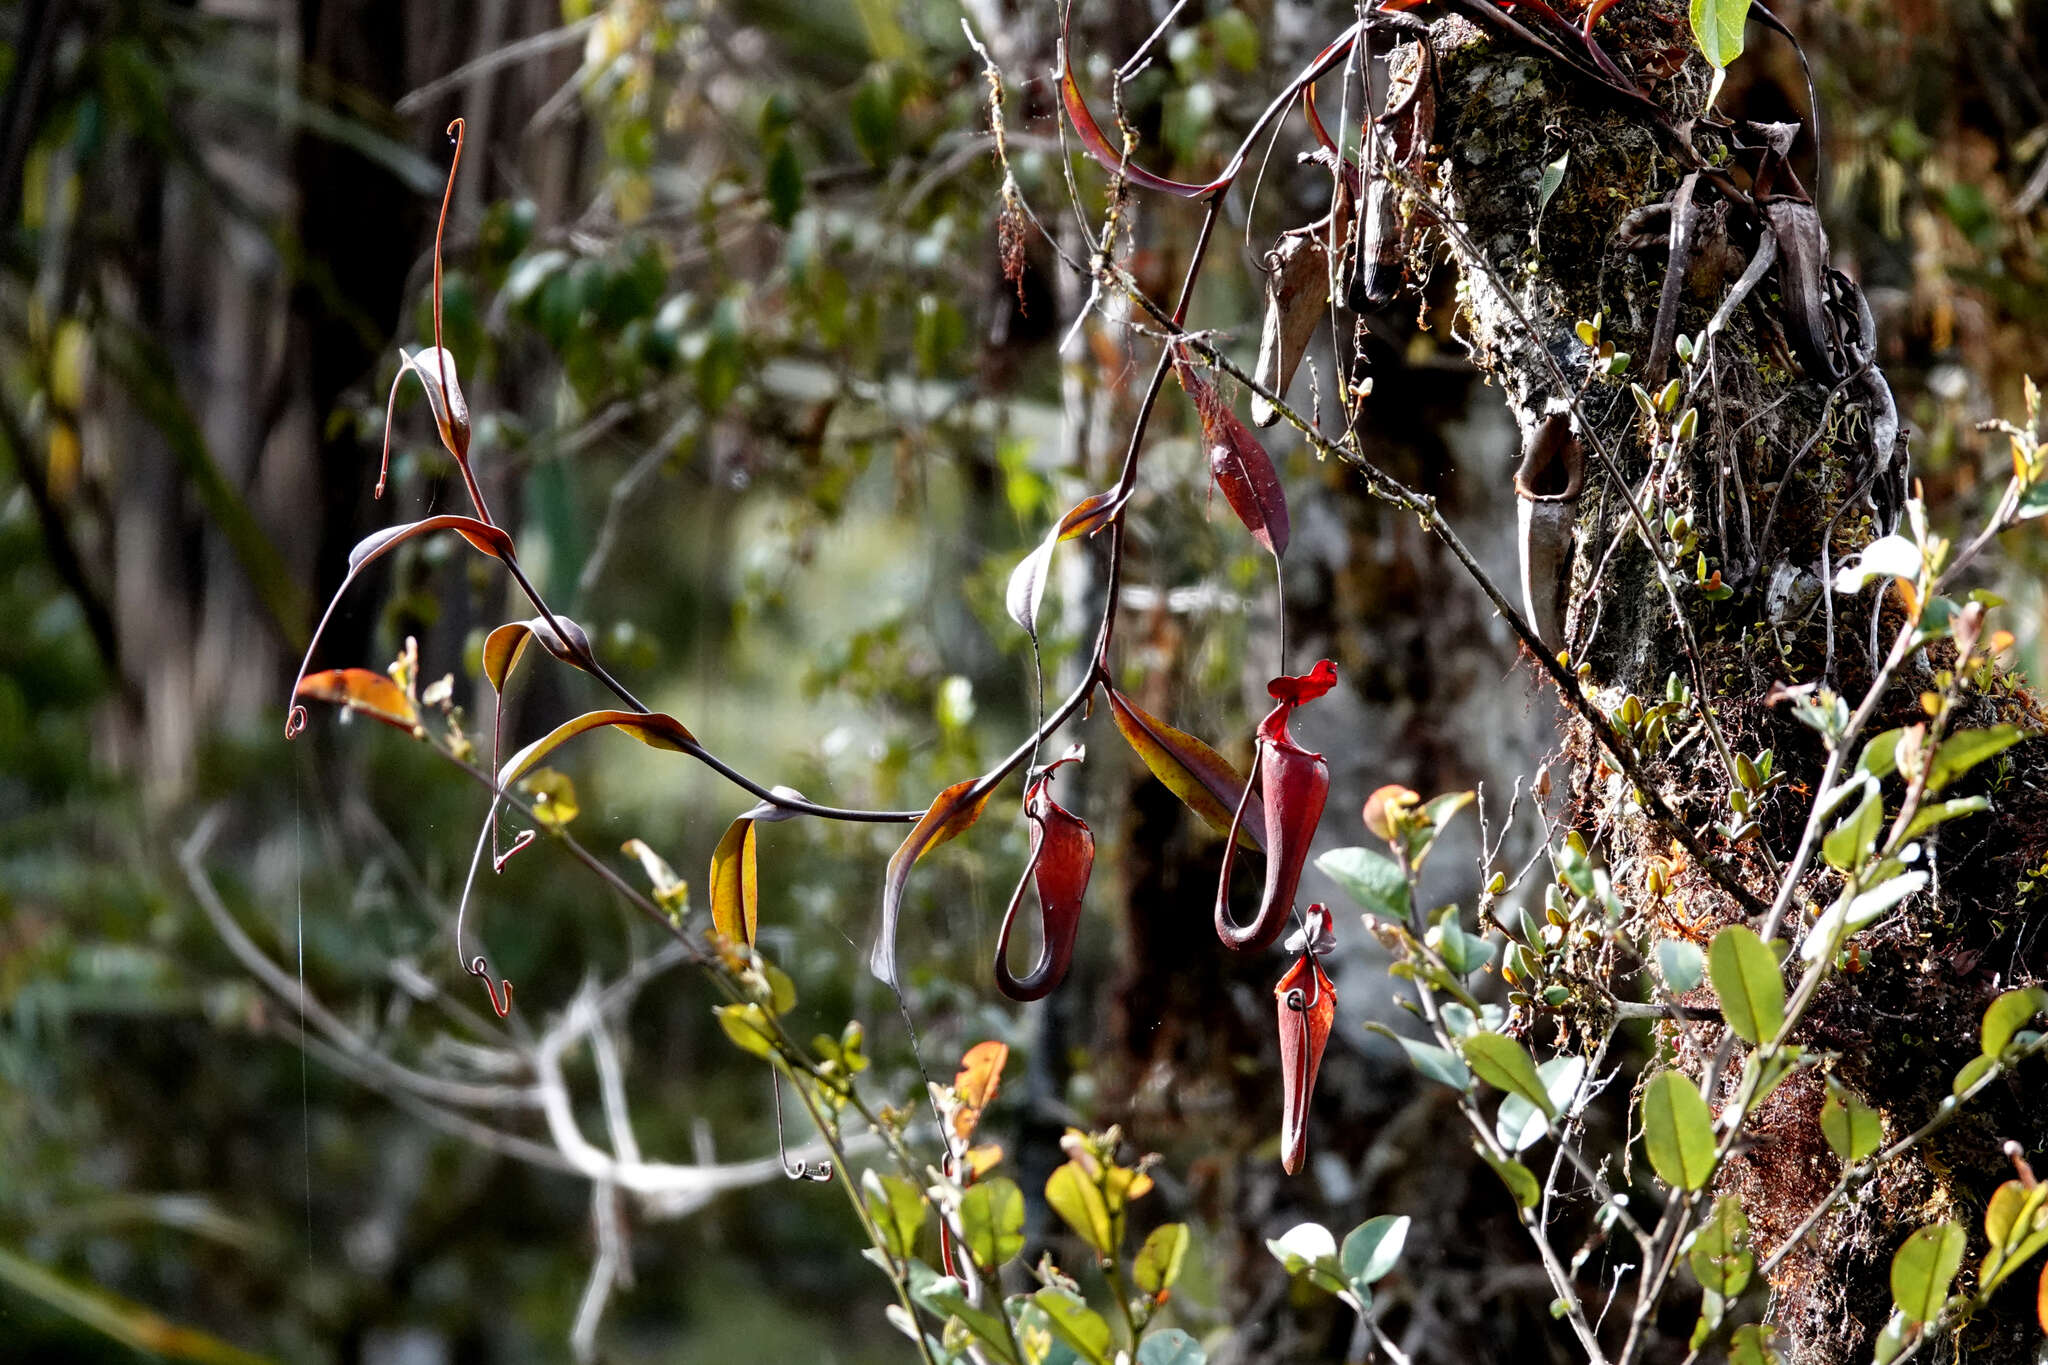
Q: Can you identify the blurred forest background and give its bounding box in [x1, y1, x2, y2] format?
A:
[3, 0, 2047, 1360]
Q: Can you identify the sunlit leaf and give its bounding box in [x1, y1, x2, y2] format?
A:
[1820, 1080, 1882, 1163]
[1005, 489, 1121, 638]
[621, 838, 689, 914]
[1478, 1148, 1541, 1208]
[1708, 925, 1785, 1046]
[1890, 1220, 1966, 1325]
[1657, 938, 1704, 992]
[1686, 1196, 1752, 1298]
[708, 817, 759, 947]
[1459, 1034, 1555, 1120]
[1984, 987, 2048, 1056]
[1044, 1162, 1115, 1257]
[1928, 725, 2028, 792]
[1315, 846, 1410, 921]
[1497, 1056, 1585, 1153]
[518, 767, 579, 829]
[954, 1040, 1010, 1137]
[294, 668, 420, 733]
[1728, 1323, 1781, 1365]
[863, 1173, 927, 1262]
[1641, 1071, 1716, 1191]
[958, 1178, 1025, 1268]
[482, 615, 592, 693]
[1133, 1222, 1191, 1295]
[498, 710, 698, 788]
[713, 1002, 775, 1059]
[1107, 690, 1262, 849]
[1340, 1215, 1410, 1292]
[1136, 1328, 1205, 1365]
[870, 777, 995, 989]
[1031, 1287, 1113, 1365]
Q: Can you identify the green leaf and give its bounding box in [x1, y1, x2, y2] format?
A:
[1133, 1222, 1191, 1296]
[1890, 1221, 1966, 1325]
[1872, 1309, 1912, 1364]
[1819, 1081, 1883, 1163]
[1822, 787, 1884, 872]
[1641, 1071, 1717, 1191]
[1136, 1329, 1206, 1365]
[764, 138, 804, 229]
[1728, 1323, 1782, 1365]
[1045, 1163, 1116, 1257]
[906, 1263, 1018, 1364]
[1902, 796, 1990, 841]
[1954, 1053, 1998, 1097]
[1031, 1290, 1113, 1365]
[958, 1179, 1025, 1268]
[1479, 1149, 1541, 1209]
[1497, 1056, 1587, 1153]
[1340, 1215, 1411, 1292]
[1686, 1196, 1753, 1298]
[1983, 987, 2048, 1056]
[1315, 846, 1411, 921]
[713, 1002, 776, 1059]
[1858, 729, 1907, 779]
[1708, 925, 1785, 1045]
[1928, 725, 2027, 792]
[864, 1172, 928, 1261]
[1460, 1034, 1556, 1119]
[1689, 0, 1751, 76]
[1385, 1032, 1471, 1090]
[1536, 151, 1570, 215]
[1657, 938, 1704, 993]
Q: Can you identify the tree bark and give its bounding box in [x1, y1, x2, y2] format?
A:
[1423, 4, 2048, 1359]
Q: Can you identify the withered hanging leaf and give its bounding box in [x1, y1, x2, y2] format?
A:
[1253, 227, 1336, 428]
[1174, 354, 1290, 556]
[295, 668, 422, 734]
[708, 816, 760, 947]
[1005, 488, 1122, 639]
[870, 776, 995, 989]
[1107, 689, 1263, 849]
[345, 515, 512, 577]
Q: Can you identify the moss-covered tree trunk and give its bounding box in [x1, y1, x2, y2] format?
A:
[1423, 5, 2048, 1359]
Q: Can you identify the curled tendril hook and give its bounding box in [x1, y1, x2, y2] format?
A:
[493, 826, 536, 873]
[468, 955, 514, 1018]
[771, 1069, 833, 1182]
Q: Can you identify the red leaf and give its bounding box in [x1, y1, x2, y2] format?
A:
[871, 777, 996, 989]
[1107, 690, 1263, 849]
[1057, 25, 1227, 199]
[1275, 937, 1336, 1175]
[1267, 658, 1339, 709]
[294, 668, 421, 734]
[1174, 355, 1290, 557]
